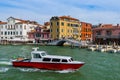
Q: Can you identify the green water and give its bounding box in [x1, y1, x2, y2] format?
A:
[0, 45, 120, 80]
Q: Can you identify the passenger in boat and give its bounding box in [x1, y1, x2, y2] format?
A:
[17, 57, 24, 61]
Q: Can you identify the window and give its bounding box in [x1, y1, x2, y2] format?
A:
[11, 31, 12, 35]
[16, 32, 18, 35]
[96, 31, 101, 35]
[56, 22, 59, 26]
[106, 30, 112, 36]
[16, 25, 18, 29]
[20, 31, 22, 35]
[67, 23, 70, 26]
[43, 58, 51, 61]
[13, 32, 15, 35]
[62, 59, 68, 62]
[41, 53, 46, 56]
[20, 25, 22, 29]
[5, 31, 7, 35]
[1, 32, 3, 35]
[56, 28, 59, 32]
[36, 33, 41, 37]
[61, 22, 64, 26]
[70, 58, 73, 61]
[52, 58, 60, 62]
[33, 54, 41, 58]
[5, 25, 7, 29]
[50, 22, 53, 26]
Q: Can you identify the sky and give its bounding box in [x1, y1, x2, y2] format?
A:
[0, 0, 120, 25]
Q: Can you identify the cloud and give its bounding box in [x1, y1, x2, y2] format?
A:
[0, 0, 120, 25]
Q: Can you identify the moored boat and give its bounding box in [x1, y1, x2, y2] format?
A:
[12, 48, 85, 70]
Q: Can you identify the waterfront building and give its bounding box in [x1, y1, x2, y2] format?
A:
[0, 17, 39, 43]
[92, 24, 120, 44]
[44, 22, 50, 29]
[81, 22, 92, 42]
[50, 16, 81, 40]
[28, 23, 50, 43]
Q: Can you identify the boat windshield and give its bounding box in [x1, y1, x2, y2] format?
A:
[41, 52, 47, 56]
[69, 58, 73, 62]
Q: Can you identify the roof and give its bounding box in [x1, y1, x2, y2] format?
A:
[31, 50, 72, 59]
[93, 24, 119, 30]
[59, 16, 79, 21]
[31, 51, 46, 54]
[0, 21, 7, 24]
[8, 17, 39, 25]
[44, 55, 72, 59]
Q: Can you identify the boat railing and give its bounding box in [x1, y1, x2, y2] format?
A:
[32, 47, 39, 51]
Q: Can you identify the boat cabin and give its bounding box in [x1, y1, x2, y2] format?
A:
[30, 48, 73, 63]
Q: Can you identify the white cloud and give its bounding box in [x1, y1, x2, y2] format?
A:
[0, 0, 120, 25]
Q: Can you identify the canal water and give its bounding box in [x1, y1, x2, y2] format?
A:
[0, 45, 120, 80]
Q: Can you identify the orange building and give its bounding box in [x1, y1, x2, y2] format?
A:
[80, 22, 92, 41]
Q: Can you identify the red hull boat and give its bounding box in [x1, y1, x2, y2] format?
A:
[12, 48, 85, 70]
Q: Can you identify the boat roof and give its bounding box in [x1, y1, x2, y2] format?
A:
[44, 55, 72, 59]
[31, 51, 46, 53]
[31, 50, 72, 59]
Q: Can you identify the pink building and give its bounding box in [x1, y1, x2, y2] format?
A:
[28, 25, 50, 43]
[93, 24, 120, 44]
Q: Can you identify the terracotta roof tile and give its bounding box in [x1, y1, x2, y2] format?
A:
[59, 16, 79, 21]
[0, 21, 7, 24]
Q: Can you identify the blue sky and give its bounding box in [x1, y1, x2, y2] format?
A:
[0, 0, 120, 25]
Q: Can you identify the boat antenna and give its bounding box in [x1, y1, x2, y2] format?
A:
[32, 47, 39, 51]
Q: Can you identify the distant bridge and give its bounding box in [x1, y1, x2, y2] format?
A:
[48, 39, 88, 46]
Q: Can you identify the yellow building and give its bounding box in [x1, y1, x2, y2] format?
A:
[50, 16, 81, 40]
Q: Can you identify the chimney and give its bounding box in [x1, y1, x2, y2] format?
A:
[117, 24, 119, 27]
[98, 23, 102, 27]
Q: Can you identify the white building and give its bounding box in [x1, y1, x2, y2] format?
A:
[0, 17, 39, 43]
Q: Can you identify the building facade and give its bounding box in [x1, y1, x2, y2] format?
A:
[93, 24, 120, 44]
[28, 26, 50, 43]
[50, 16, 81, 40]
[0, 17, 38, 43]
[81, 22, 92, 42]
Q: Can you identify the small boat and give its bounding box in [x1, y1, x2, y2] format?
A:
[12, 48, 85, 70]
[88, 45, 98, 51]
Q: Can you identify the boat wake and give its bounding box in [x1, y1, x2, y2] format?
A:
[18, 68, 42, 72]
[0, 59, 12, 65]
[0, 61, 12, 65]
[17, 68, 76, 73]
[0, 67, 9, 72]
[55, 69, 76, 73]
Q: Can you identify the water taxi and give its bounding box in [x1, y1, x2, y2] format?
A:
[12, 48, 85, 70]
